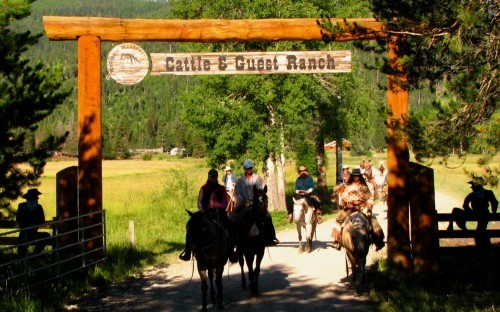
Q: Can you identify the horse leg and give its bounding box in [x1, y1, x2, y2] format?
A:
[208, 268, 216, 305]
[252, 250, 264, 297]
[296, 223, 303, 254]
[305, 222, 313, 253]
[245, 253, 259, 297]
[237, 248, 247, 290]
[215, 266, 224, 309]
[199, 270, 209, 311]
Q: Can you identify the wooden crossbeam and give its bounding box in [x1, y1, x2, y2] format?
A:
[43, 16, 384, 42]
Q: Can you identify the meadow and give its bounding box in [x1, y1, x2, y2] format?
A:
[5, 152, 499, 311]
[24, 151, 495, 283]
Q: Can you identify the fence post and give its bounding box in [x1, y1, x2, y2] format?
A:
[129, 221, 135, 250]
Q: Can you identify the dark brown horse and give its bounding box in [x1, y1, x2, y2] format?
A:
[186, 209, 229, 311]
[235, 185, 268, 297]
[341, 211, 371, 293]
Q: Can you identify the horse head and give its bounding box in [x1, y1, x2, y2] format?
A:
[342, 212, 371, 261]
[252, 185, 268, 214]
[292, 195, 308, 223]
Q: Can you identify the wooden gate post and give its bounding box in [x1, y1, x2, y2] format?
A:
[386, 35, 411, 271]
[409, 162, 439, 273]
[77, 36, 103, 260]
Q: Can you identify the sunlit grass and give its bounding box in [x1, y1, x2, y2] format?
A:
[7, 153, 498, 311]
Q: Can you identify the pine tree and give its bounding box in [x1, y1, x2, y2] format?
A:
[0, 1, 70, 213]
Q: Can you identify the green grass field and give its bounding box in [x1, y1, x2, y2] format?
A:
[5, 152, 498, 311]
[26, 151, 497, 280]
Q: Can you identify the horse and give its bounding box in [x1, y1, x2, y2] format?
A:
[185, 209, 229, 311]
[292, 192, 317, 253]
[235, 185, 268, 297]
[341, 211, 372, 293]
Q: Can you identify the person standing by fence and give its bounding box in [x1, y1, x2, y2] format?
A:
[16, 188, 50, 257]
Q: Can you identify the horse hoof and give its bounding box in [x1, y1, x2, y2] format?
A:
[251, 288, 260, 297]
[217, 299, 224, 309]
[298, 248, 303, 254]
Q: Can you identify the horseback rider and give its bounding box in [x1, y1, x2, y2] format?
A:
[285, 166, 323, 224]
[179, 169, 239, 263]
[331, 167, 385, 251]
[222, 165, 237, 215]
[233, 159, 279, 246]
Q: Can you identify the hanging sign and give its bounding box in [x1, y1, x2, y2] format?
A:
[106, 43, 150, 85]
[150, 50, 351, 76]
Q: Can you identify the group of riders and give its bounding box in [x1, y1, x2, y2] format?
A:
[179, 159, 279, 263]
[180, 158, 391, 264]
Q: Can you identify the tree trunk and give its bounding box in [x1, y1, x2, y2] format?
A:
[265, 155, 281, 212]
[276, 151, 287, 212]
[315, 132, 329, 202]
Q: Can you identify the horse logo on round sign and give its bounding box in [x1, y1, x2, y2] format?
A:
[106, 43, 149, 85]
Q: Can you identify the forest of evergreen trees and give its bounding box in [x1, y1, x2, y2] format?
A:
[16, 0, 434, 161]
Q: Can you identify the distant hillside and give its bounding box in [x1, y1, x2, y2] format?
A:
[16, 0, 193, 159]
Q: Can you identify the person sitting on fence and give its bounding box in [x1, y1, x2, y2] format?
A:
[447, 181, 498, 233]
[16, 188, 51, 257]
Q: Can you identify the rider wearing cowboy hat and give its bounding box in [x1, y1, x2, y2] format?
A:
[285, 165, 323, 224]
[331, 167, 385, 251]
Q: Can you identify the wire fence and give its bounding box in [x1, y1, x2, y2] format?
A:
[0, 210, 106, 295]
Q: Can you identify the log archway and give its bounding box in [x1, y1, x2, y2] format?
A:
[43, 16, 413, 270]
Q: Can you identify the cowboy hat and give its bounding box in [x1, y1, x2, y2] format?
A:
[342, 165, 350, 170]
[298, 166, 308, 172]
[224, 165, 232, 171]
[22, 188, 42, 199]
[351, 168, 363, 176]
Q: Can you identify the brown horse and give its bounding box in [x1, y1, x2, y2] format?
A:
[341, 211, 371, 293]
[292, 193, 317, 253]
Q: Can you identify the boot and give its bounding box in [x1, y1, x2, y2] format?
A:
[179, 246, 192, 261]
[285, 213, 293, 223]
[375, 239, 385, 251]
[316, 210, 324, 224]
[373, 231, 385, 251]
[228, 245, 238, 263]
[331, 228, 341, 250]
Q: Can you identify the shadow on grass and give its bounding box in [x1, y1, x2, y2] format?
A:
[366, 246, 500, 311]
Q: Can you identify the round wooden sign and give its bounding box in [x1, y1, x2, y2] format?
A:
[106, 43, 149, 85]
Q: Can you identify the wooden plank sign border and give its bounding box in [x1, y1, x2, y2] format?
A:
[150, 50, 351, 75]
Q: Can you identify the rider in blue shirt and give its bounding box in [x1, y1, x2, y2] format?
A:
[285, 166, 323, 223]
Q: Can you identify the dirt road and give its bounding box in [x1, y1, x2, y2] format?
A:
[67, 192, 461, 312]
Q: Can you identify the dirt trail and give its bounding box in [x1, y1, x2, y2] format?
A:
[67, 192, 461, 312]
